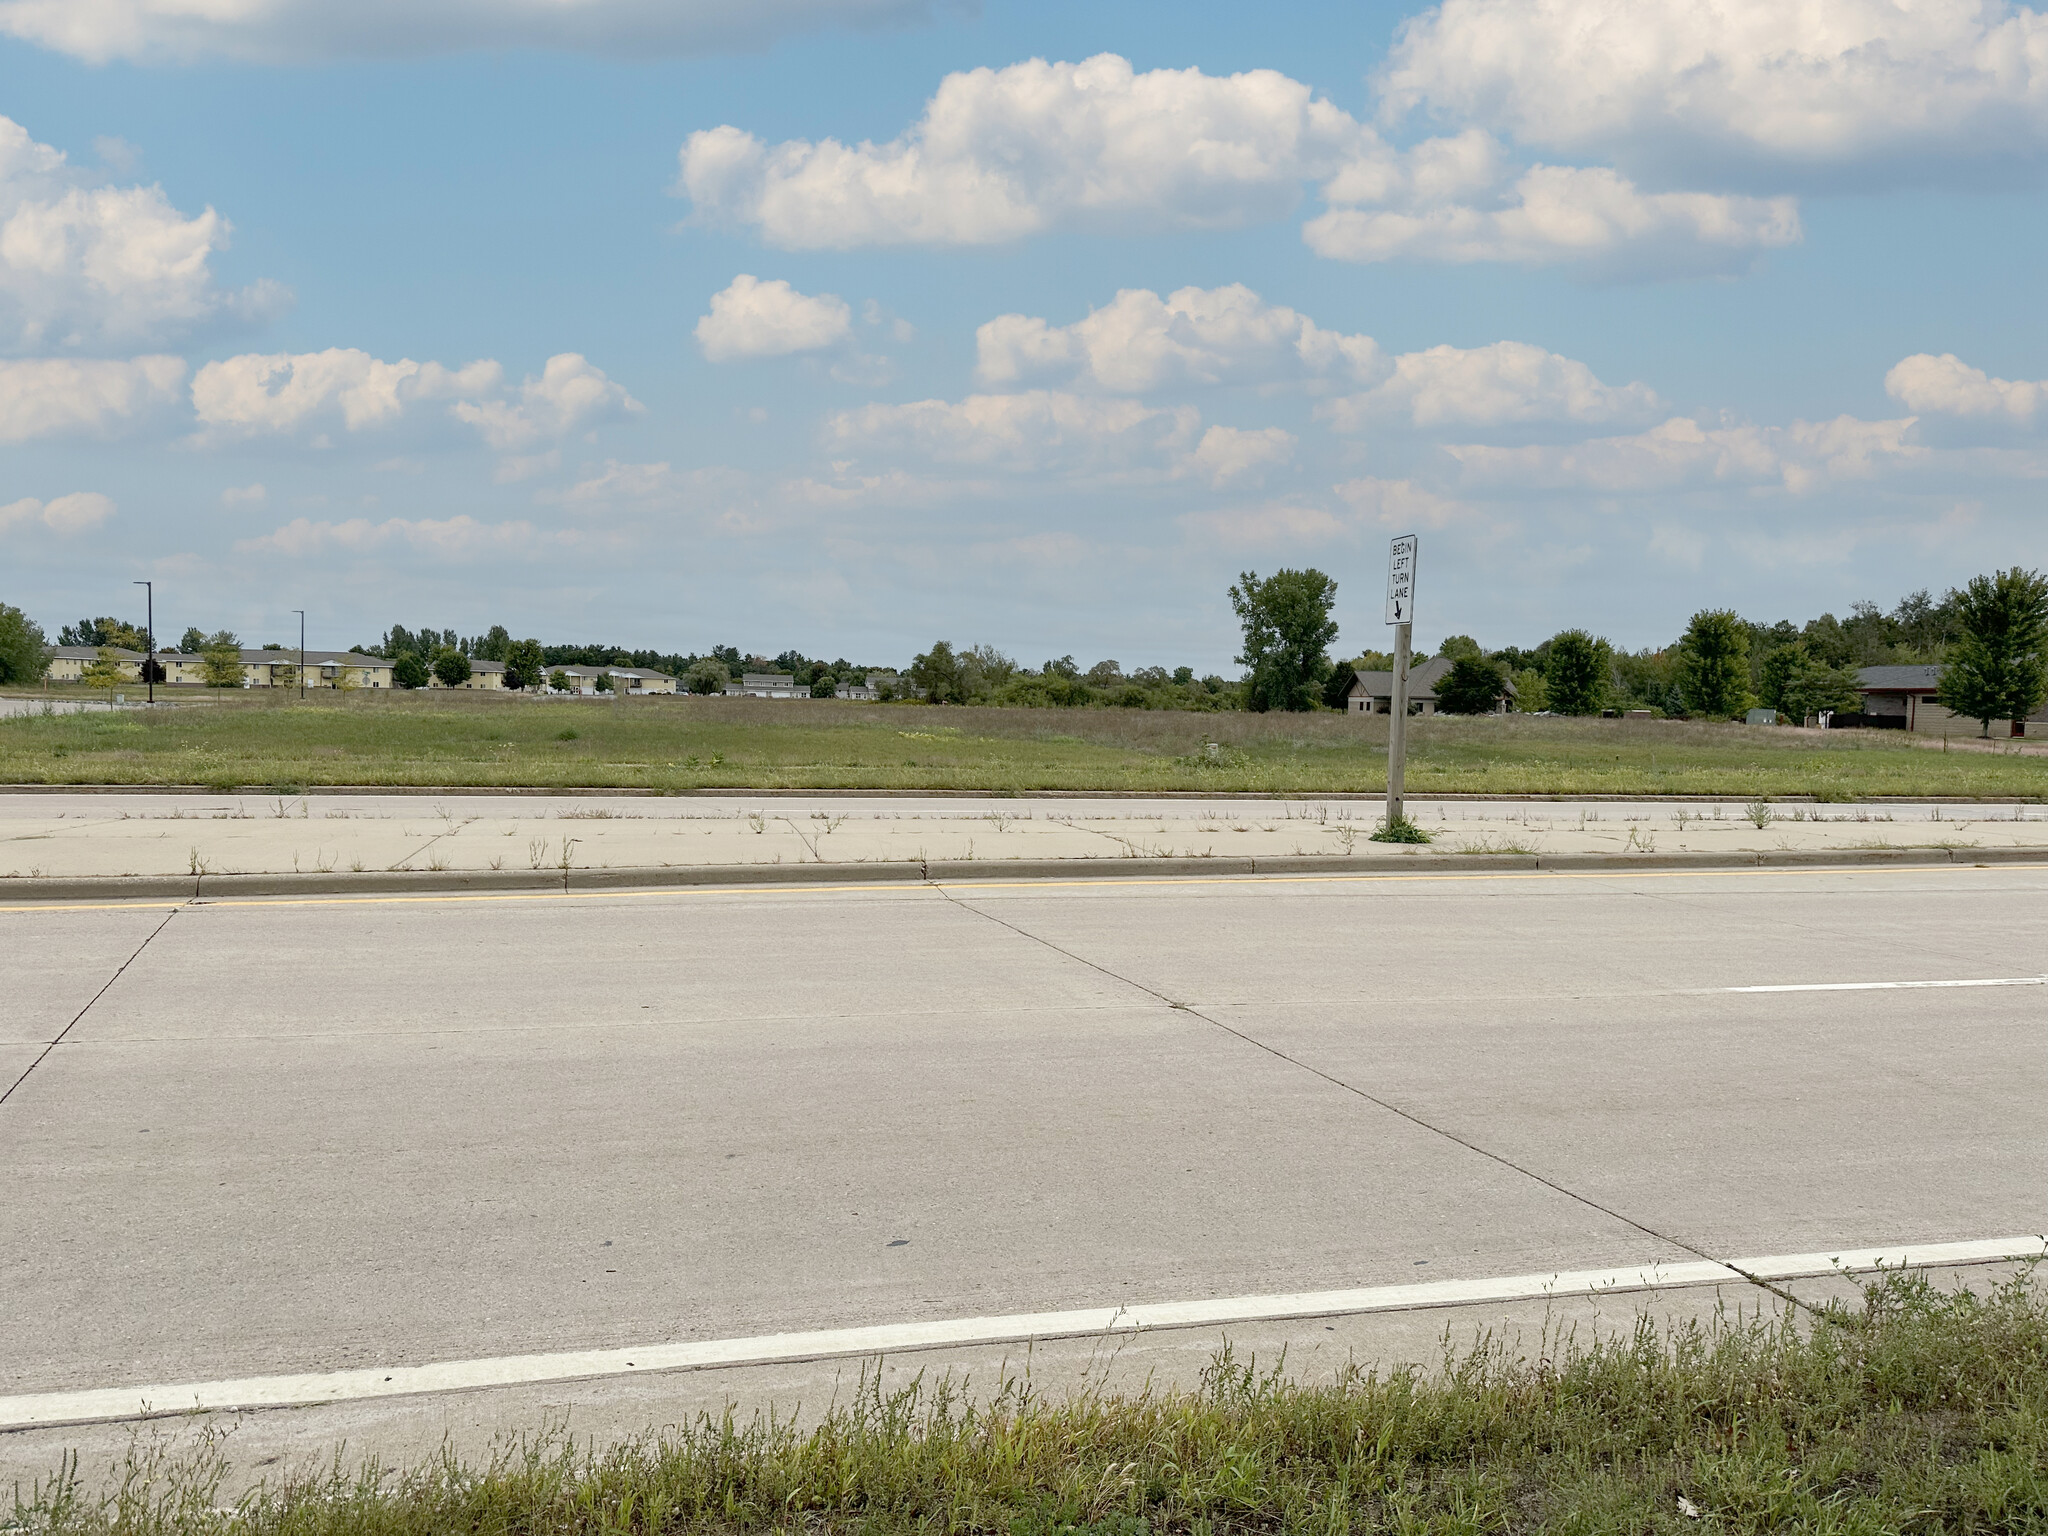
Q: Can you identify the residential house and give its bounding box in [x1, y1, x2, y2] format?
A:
[43, 645, 143, 682]
[724, 672, 810, 699]
[1854, 665, 2047, 737]
[1346, 657, 1516, 715]
[547, 664, 678, 695]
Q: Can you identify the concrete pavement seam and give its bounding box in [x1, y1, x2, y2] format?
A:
[4, 844, 2038, 905]
[929, 883, 1817, 1314]
[0, 905, 179, 1108]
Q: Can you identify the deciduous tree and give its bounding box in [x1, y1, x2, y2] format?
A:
[1544, 630, 1611, 716]
[504, 638, 545, 691]
[685, 659, 729, 695]
[0, 603, 48, 685]
[1677, 610, 1752, 719]
[909, 640, 968, 703]
[1936, 568, 2048, 736]
[82, 647, 127, 690]
[1230, 568, 1339, 713]
[200, 635, 245, 690]
[1434, 656, 1511, 715]
[432, 648, 472, 687]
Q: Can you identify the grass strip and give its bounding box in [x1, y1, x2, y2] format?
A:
[3, 695, 2045, 798]
[17, 1268, 2047, 1534]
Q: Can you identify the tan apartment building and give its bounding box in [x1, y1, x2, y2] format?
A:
[149, 649, 397, 689]
[43, 645, 144, 682]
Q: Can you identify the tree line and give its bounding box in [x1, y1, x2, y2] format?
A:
[4, 569, 2043, 733]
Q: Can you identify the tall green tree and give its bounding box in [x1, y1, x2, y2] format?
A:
[0, 603, 49, 684]
[1936, 568, 2048, 736]
[1758, 644, 1803, 713]
[908, 640, 969, 703]
[1676, 609, 1753, 719]
[392, 652, 429, 690]
[1544, 630, 1611, 715]
[1230, 568, 1339, 712]
[684, 659, 729, 695]
[504, 638, 545, 690]
[1434, 656, 1511, 714]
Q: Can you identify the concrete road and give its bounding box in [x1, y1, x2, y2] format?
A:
[2, 863, 2044, 1468]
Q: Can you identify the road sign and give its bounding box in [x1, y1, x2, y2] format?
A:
[1385, 534, 1418, 624]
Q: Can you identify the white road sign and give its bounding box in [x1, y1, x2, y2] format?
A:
[1385, 534, 1418, 624]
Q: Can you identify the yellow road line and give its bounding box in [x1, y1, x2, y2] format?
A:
[3, 859, 2046, 915]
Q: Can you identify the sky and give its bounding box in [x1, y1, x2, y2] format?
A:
[3, 0, 2046, 671]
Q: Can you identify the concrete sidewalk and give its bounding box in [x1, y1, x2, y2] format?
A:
[3, 791, 2044, 894]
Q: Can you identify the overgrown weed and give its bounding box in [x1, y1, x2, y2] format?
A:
[20, 1270, 2043, 1535]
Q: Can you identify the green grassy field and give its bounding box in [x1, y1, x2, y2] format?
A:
[1, 692, 2043, 796]
[18, 1270, 2046, 1535]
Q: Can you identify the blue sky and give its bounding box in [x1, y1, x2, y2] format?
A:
[4, 0, 2045, 670]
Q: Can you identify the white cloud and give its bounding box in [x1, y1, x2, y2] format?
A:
[0, 354, 182, 439]
[679, 54, 1804, 274]
[1379, 0, 2048, 184]
[1180, 476, 1490, 547]
[976, 284, 1386, 392]
[1886, 353, 2045, 423]
[1192, 425, 1296, 485]
[1320, 340, 1662, 429]
[0, 115, 282, 353]
[191, 348, 500, 436]
[1333, 475, 1482, 529]
[696, 275, 852, 362]
[0, 489, 115, 533]
[1305, 160, 1799, 274]
[0, 0, 936, 63]
[826, 389, 1202, 473]
[221, 481, 266, 507]
[235, 514, 545, 558]
[679, 54, 1370, 247]
[452, 353, 642, 450]
[1446, 413, 1925, 492]
[189, 348, 636, 451]
[1179, 500, 1350, 547]
[559, 459, 677, 505]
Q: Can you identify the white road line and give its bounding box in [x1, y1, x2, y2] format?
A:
[1711, 977, 2044, 993]
[2, 1236, 2038, 1431]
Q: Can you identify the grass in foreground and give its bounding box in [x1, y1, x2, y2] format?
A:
[17, 1270, 2047, 1535]
[1, 693, 2044, 797]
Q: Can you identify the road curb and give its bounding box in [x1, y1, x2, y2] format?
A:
[5, 845, 2046, 903]
[2, 783, 2046, 804]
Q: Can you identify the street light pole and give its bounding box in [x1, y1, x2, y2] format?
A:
[132, 580, 154, 705]
[293, 609, 306, 701]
